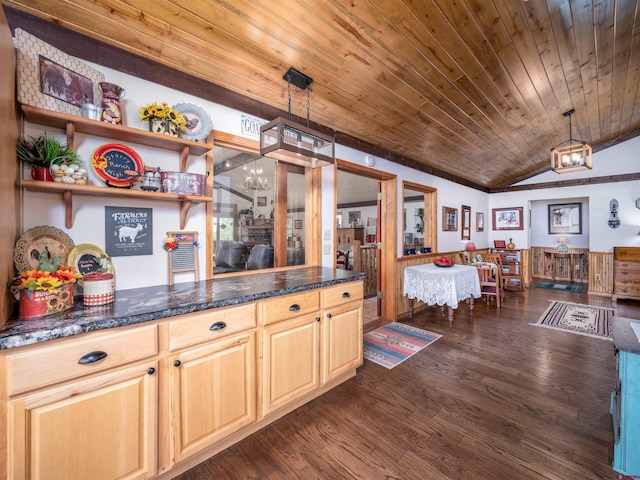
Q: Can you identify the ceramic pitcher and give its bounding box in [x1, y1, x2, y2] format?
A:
[99, 82, 125, 125]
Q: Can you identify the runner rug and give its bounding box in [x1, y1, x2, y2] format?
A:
[363, 322, 442, 369]
[536, 281, 584, 293]
[530, 300, 615, 340]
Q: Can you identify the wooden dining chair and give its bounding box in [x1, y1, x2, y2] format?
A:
[475, 259, 505, 307]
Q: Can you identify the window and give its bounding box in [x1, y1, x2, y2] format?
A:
[212, 144, 308, 273]
[402, 181, 437, 254]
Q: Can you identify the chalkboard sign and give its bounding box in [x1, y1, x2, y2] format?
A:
[105, 206, 153, 257]
[168, 231, 199, 285]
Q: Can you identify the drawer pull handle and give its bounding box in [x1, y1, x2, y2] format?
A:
[289, 304, 301, 311]
[147, 367, 156, 375]
[327, 313, 333, 319]
[342, 292, 351, 298]
[78, 351, 107, 365]
[210, 321, 227, 331]
[174, 360, 182, 367]
[316, 317, 321, 322]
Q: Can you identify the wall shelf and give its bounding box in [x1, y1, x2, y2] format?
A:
[21, 105, 212, 171]
[23, 180, 208, 230]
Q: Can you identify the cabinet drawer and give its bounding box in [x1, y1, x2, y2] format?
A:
[614, 248, 640, 262]
[322, 282, 364, 308]
[169, 303, 256, 351]
[5, 324, 158, 396]
[261, 291, 320, 325]
[614, 285, 640, 297]
[615, 261, 640, 272]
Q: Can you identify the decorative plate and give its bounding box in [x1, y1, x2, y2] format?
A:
[91, 143, 144, 187]
[67, 244, 114, 285]
[14, 226, 76, 272]
[172, 103, 212, 142]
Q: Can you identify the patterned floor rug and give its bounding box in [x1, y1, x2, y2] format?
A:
[536, 281, 584, 293]
[363, 322, 442, 369]
[530, 300, 615, 340]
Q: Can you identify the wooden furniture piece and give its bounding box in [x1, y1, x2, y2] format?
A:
[491, 249, 524, 291]
[403, 264, 480, 326]
[20, 105, 211, 230]
[475, 262, 504, 307]
[611, 316, 640, 476]
[337, 227, 364, 246]
[0, 273, 364, 480]
[613, 247, 640, 302]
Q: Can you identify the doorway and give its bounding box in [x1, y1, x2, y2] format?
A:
[336, 161, 397, 324]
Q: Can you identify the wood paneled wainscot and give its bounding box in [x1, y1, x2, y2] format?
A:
[0, 274, 364, 480]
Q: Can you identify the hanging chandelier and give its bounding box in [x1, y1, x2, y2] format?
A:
[244, 164, 270, 191]
[550, 109, 592, 173]
[260, 67, 335, 168]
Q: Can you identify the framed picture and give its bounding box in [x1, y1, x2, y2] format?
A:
[336, 212, 343, 228]
[257, 196, 267, 207]
[348, 210, 361, 226]
[442, 206, 457, 231]
[15, 29, 104, 116]
[105, 206, 153, 257]
[404, 233, 413, 245]
[461, 205, 471, 240]
[548, 203, 582, 234]
[476, 212, 484, 232]
[492, 207, 524, 230]
[294, 219, 303, 229]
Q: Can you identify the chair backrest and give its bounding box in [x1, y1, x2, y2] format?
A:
[214, 241, 248, 269]
[247, 244, 274, 270]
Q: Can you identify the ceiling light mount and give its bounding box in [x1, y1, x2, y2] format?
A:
[260, 67, 335, 168]
[550, 108, 592, 173]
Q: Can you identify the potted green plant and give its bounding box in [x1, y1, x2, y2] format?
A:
[16, 134, 81, 181]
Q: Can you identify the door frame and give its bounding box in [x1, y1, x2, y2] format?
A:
[335, 160, 397, 320]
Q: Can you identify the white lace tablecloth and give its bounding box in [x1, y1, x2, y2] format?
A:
[403, 264, 481, 309]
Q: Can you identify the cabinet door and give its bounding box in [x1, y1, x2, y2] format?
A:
[262, 312, 320, 416]
[8, 361, 157, 480]
[169, 331, 256, 463]
[322, 301, 363, 383]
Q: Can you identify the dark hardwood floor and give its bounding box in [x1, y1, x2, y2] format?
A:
[175, 280, 639, 480]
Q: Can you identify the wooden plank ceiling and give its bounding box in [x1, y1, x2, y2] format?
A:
[3, 0, 640, 191]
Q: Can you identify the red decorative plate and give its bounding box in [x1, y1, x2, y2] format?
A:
[91, 143, 144, 187]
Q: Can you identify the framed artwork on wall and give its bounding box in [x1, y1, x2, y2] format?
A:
[548, 203, 582, 234]
[476, 212, 484, 232]
[442, 206, 458, 231]
[348, 210, 361, 226]
[492, 207, 523, 231]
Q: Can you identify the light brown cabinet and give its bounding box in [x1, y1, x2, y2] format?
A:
[0, 281, 363, 480]
[337, 227, 364, 245]
[4, 326, 159, 480]
[613, 247, 640, 302]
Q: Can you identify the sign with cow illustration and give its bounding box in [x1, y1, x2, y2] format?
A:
[105, 206, 153, 257]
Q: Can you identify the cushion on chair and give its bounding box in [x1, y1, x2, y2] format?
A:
[214, 241, 249, 273]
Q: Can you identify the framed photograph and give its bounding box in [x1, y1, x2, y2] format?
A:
[15, 29, 104, 115]
[348, 210, 361, 226]
[492, 207, 523, 231]
[257, 196, 267, 207]
[476, 212, 484, 232]
[442, 206, 457, 231]
[548, 203, 582, 234]
[461, 205, 471, 240]
[294, 219, 303, 229]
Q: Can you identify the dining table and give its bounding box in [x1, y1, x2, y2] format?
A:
[404, 263, 481, 326]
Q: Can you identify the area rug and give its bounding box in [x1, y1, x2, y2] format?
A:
[363, 322, 442, 369]
[530, 300, 615, 340]
[536, 281, 584, 293]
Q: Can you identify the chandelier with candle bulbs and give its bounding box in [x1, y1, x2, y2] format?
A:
[244, 164, 270, 191]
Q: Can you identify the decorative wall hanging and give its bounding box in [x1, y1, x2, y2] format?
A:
[608, 199, 620, 229]
[166, 231, 199, 285]
[492, 207, 523, 231]
[105, 206, 153, 257]
[15, 29, 104, 115]
[548, 203, 582, 234]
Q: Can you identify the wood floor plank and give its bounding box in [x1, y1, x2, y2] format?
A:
[175, 280, 633, 479]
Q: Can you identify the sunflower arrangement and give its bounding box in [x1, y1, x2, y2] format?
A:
[10, 265, 82, 297]
[139, 102, 186, 130]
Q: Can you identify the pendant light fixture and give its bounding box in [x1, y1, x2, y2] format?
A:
[260, 67, 335, 168]
[550, 109, 592, 173]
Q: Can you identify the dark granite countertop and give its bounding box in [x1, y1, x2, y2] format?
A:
[0, 267, 366, 351]
[612, 316, 640, 355]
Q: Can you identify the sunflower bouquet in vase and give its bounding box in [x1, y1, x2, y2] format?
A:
[139, 102, 186, 137]
[10, 251, 83, 319]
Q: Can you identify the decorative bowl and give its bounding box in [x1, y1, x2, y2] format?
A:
[433, 261, 454, 268]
